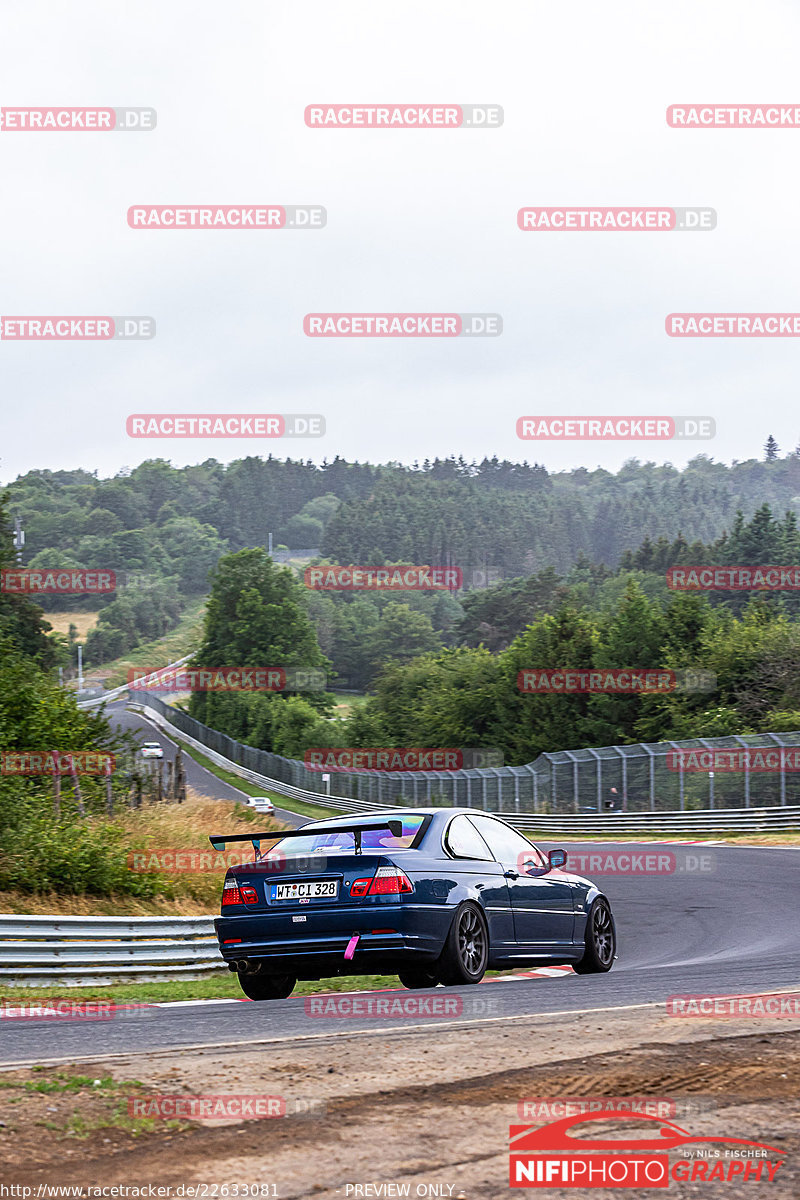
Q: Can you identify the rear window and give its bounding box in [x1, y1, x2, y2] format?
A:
[272, 814, 430, 855]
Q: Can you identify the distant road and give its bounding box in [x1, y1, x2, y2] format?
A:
[107, 700, 305, 828]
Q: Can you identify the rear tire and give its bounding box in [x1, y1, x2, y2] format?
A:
[437, 902, 489, 985]
[573, 898, 616, 974]
[397, 968, 439, 990]
[237, 971, 296, 1000]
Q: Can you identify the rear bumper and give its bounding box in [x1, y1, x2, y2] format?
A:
[214, 902, 448, 971]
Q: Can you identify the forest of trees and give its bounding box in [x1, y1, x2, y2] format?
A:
[183, 503, 800, 765]
[9, 449, 800, 669]
[9, 449, 800, 587]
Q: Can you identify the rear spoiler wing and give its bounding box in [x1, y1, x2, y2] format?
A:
[209, 819, 403, 857]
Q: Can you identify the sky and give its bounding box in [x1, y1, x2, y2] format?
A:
[2, 0, 800, 484]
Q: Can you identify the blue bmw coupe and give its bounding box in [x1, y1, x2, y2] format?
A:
[210, 808, 617, 1000]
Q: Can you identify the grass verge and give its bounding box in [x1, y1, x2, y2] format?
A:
[0, 973, 407, 1004]
[83, 597, 207, 689]
[176, 740, 342, 821]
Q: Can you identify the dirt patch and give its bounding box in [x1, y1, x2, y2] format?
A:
[44, 612, 100, 641]
[1, 1008, 798, 1197]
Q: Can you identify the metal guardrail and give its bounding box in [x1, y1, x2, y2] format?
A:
[0, 915, 223, 987]
[76, 656, 193, 709]
[512, 807, 800, 834]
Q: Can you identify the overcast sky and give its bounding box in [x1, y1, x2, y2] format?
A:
[2, 0, 800, 484]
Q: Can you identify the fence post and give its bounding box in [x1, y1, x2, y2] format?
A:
[52, 750, 61, 816]
[71, 761, 85, 817]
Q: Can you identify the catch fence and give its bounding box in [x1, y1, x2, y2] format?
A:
[128, 693, 800, 813]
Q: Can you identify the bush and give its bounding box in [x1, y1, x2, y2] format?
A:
[0, 811, 168, 898]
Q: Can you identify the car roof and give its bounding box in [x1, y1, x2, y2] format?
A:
[302, 807, 511, 829]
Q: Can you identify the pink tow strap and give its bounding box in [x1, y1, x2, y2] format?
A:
[344, 934, 360, 961]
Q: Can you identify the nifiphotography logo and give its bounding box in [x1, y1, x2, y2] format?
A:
[509, 1112, 785, 1187]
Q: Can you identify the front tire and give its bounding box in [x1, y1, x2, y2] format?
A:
[437, 902, 489, 985]
[398, 968, 439, 989]
[237, 971, 296, 1000]
[573, 898, 616, 974]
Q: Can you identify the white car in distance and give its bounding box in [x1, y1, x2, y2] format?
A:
[247, 796, 275, 815]
[140, 741, 164, 760]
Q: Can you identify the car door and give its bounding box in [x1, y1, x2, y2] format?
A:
[442, 814, 515, 949]
[467, 816, 575, 951]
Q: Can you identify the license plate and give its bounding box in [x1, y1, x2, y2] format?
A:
[271, 879, 338, 902]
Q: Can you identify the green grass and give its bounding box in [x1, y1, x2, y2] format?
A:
[88, 597, 207, 688]
[0, 1073, 126, 1094]
[1, 965, 535, 1006]
[2, 973, 407, 1005]
[0, 1071, 188, 1140]
[173, 740, 342, 821]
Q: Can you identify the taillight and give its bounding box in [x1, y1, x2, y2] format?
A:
[222, 878, 242, 907]
[240, 884, 259, 905]
[350, 867, 413, 897]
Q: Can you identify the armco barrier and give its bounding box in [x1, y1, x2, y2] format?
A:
[0, 915, 223, 987]
[76, 656, 193, 710]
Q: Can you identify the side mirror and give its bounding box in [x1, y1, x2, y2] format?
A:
[548, 848, 567, 871]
